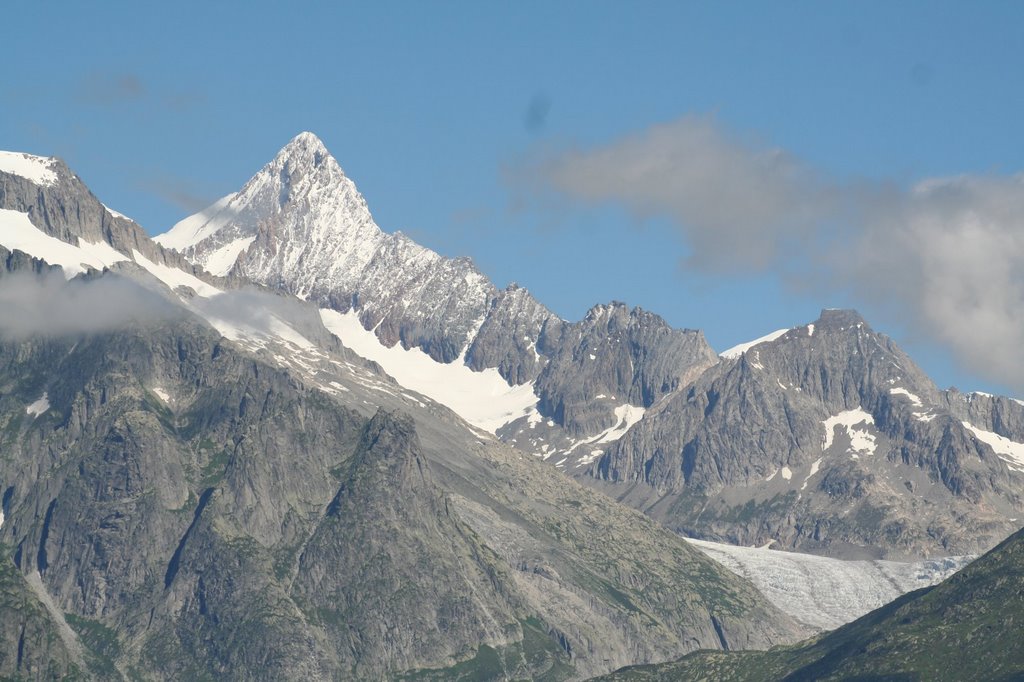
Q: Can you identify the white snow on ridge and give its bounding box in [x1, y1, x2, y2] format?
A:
[202, 236, 256, 276]
[687, 537, 973, 631]
[102, 204, 133, 222]
[131, 250, 221, 298]
[26, 393, 50, 418]
[0, 209, 128, 277]
[319, 308, 538, 434]
[155, 193, 238, 250]
[0, 151, 58, 186]
[962, 422, 1024, 471]
[823, 408, 876, 456]
[720, 328, 789, 359]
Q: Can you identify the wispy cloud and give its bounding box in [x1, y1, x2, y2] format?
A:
[530, 116, 841, 269]
[138, 173, 220, 214]
[75, 73, 146, 105]
[521, 115, 1024, 390]
[0, 270, 178, 338]
[75, 72, 205, 113]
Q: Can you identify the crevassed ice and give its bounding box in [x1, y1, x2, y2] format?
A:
[687, 537, 972, 631]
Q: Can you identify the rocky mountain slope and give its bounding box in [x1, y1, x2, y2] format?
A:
[596, 524, 1024, 681]
[0, 151, 804, 678]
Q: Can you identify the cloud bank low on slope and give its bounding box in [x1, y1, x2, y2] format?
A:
[526, 115, 1024, 392]
[0, 270, 179, 338]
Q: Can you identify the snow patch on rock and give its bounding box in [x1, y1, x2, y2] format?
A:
[801, 458, 821, 490]
[0, 209, 128, 277]
[963, 422, 1024, 471]
[596, 404, 646, 444]
[202, 236, 257, 276]
[132, 250, 221, 298]
[889, 387, 922, 407]
[823, 408, 876, 456]
[102, 204, 133, 221]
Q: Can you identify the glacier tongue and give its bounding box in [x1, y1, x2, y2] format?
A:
[687, 538, 972, 631]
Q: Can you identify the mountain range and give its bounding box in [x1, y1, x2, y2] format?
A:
[1, 134, 1023, 680]
[156, 132, 1024, 560]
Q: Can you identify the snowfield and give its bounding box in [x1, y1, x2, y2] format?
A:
[687, 537, 972, 631]
[0, 209, 128, 277]
[0, 151, 58, 186]
[963, 422, 1024, 472]
[320, 308, 538, 434]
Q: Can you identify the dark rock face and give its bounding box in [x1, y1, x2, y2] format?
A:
[290, 411, 523, 678]
[465, 283, 552, 385]
[0, 548, 84, 680]
[537, 303, 717, 437]
[593, 310, 1024, 558]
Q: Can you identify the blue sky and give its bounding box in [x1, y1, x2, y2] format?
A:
[4, 2, 1023, 395]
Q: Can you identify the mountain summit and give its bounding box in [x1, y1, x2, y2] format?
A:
[158, 133, 717, 442]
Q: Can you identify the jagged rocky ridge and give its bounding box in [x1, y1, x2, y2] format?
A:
[0, 155, 804, 678]
[591, 309, 1024, 559]
[157, 133, 717, 439]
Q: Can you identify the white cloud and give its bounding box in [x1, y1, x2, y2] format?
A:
[540, 116, 838, 269]
[529, 116, 1024, 390]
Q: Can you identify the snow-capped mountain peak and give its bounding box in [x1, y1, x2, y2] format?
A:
[156, 131, 381, 278]
[0, 150, 59, 186]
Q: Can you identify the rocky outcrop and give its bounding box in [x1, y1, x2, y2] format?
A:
[593, 309, 1024, 558]
[535, 302, 717, 437]
[291, 410, 524, 678]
